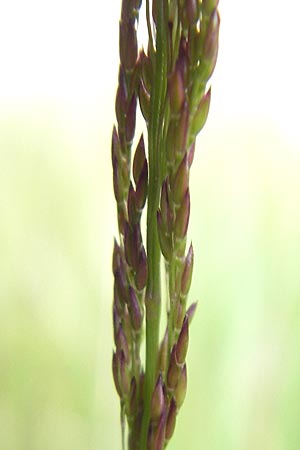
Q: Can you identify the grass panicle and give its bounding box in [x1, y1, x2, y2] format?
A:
[111, 1, 220, 449]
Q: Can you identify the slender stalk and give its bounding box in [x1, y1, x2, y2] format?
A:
[141, 1, 168, 448]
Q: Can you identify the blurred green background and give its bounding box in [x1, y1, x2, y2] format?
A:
[1, 1, 300, 450]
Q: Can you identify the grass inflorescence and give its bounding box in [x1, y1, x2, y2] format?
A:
[111, 1, 220, 449]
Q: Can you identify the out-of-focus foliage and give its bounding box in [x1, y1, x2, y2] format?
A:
[0, 106, 299, 450]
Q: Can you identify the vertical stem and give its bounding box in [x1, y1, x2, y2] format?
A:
[140, 2, 168, 449]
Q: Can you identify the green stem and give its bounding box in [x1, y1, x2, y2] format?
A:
[140, 2, 168, 449]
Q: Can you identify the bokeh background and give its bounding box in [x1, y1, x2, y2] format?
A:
[1, 1, 300, 449]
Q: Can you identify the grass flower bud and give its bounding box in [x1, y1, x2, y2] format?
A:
[181, 243, 194, 296]
[113, 303, 121, 343]
[135, 161, 148, 210]
[165, 397, 177, 440]
[174, 364, 187, 408]
[173, 302, 185, 332]
[125, 94, 137, 143]
[168, 68, 185, 116]
[123, 304, 133, 348]
[119, 21, 138, 71]
[124, 222, 139, 269]
[160, 180, 172, 230]
[167, 346, 181, 390]
[120, 350, 131, 396]
[174, 188, 190, 240]
[116, 324, 130, 364]
[112, 238, 121, 274]
[186, 302, 197, 323]
[175, 316, 189, 365]
[112, 351, 122, 397]
[135, 245, 147, 290]
[202, 9, 220, 79]
[113, 282, 123, 317]
[129, 376, 137, 416]
[190, 88, 211, 138]
[172, 154, 189, 206]
[115, 67, 128, 127]
[151, 374, 165, 421]
[115, 267, 128, 305]
[166, 121, 178, 163]
[128, 286, 143, 330]
[112, 157, 122, 203]
[154, 408, 167, 450]
[147, 424, 156, 450]
[111, 126, 120, 161]
[128, 183, 138, 224]
[133, 135, 146, 184]
[177, 39, 188, 84]
[157, 210, 173, 261]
